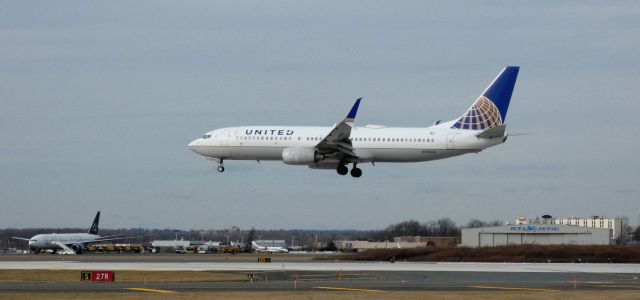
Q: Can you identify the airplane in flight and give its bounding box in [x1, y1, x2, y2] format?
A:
[252, 241, 289, 253]
[188, 66, 519, 178]
[12, 211, 129, 254]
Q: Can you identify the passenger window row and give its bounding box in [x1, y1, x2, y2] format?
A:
[352, 137, 434, 142]
[235, 136, 435, 143]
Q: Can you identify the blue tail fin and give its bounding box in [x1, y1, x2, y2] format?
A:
[451, 66, 519, 130]
[88, 211, 100, 235]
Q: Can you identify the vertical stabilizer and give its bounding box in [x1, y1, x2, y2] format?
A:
[452, 66, 519, 130]
[88, 211, 100, 235]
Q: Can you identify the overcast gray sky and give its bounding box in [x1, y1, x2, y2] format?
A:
[1, 1, 639, 230]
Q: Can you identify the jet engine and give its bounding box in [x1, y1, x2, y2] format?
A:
[71, 243, 84, 254]
[282, 148, 323, 165]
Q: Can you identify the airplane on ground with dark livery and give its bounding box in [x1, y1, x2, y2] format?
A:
[189, 67, 519, 178]
[12, 211, 129, 254]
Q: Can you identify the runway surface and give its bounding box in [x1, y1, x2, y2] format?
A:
[1, 257, 639, 293]
[2, 260, 640, 273]
[1, 270, 639, 293]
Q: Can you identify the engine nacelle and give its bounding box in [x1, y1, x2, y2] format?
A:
[72, 243, 84, 254]
[282, 148, 322, 165]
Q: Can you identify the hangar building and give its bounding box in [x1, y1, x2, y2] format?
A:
[461, 224, 611, 247]
[515, 215, 629, 243]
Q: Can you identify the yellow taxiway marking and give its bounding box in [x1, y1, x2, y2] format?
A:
[469, 285, 558, 292]
[314, 286, 385, 293]
[126, 287, 176, 293]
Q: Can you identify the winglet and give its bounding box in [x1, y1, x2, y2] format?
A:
[346, 98, 362, 120]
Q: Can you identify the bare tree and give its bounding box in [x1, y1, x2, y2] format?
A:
[465, 219, 487, 228]
[465, 219, 503, 228]
[633, 225, 640, 242]
[434, 218, 459, 237]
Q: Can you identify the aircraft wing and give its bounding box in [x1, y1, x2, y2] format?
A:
[315, 98, 361, 160]
[52, 241, 76, 254]
[11, 237, 33, 241]
[91, 236, 135, 243]
[95, 234, 124, 239]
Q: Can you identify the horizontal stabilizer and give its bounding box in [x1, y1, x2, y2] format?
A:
[477, 125, 506, 138]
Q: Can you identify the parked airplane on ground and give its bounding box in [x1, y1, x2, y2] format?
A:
[12, 211, 128, 254]
[189, 66, 519, 177]
[252, 241, 289, 253]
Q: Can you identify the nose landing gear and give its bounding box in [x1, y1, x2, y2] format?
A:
[216, 159, 225, 172]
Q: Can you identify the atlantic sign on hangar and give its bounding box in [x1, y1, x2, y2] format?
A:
[461, 224, 610, 247]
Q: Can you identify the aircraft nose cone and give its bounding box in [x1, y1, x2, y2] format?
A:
[188, 140, 198, 150]
[188, 139, 204, 155]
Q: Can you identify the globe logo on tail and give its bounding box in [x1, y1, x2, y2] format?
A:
[452, 97, 502, 130]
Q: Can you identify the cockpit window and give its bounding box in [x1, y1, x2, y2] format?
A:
[203, 134, 212, 139]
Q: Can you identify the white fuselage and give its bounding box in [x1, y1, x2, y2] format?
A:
[188, 124, 504, 165]
[28, 233, 99, 251]
[252, 242, 289, 253]
[254, 246, 289, 253]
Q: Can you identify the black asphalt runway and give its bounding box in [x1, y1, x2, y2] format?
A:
[1, 271, 639, 293]
[1, 254, 639, 293]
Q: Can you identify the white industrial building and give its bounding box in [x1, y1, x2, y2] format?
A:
[151, 240, 191, 248]
[461, 224, 611, 247]
[335, 237, 458, 252]
[515, 215, 629, 243]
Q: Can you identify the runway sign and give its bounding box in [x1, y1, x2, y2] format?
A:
[81, 271, 115, 282]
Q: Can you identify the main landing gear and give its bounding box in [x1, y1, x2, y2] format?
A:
[350, 165, 362, 178]
[337, 165, 348, 175]
[337, 164, 362, 178]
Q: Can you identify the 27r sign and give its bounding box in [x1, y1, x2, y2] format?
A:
[81, 271, 115, 282]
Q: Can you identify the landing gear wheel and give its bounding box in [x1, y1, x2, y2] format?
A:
[337, 165, 348, 175]
[216, 159, 225, 172]
[351, 167, 362, 178]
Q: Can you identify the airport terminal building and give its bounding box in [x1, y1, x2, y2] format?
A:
[461, 224, 611, 247]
